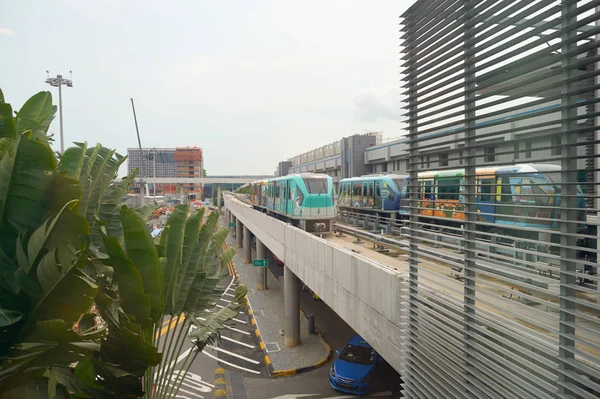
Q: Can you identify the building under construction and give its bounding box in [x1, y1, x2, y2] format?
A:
[127, 146, 204, 198]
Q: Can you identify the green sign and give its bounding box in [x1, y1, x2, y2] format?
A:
[253, 259, 268, 267]
[229, 222, 236, 227]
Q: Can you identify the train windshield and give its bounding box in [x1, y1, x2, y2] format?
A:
[392, 179, 405, 191]
[304, 178, 328, 195]
[541, 172, 583, 194]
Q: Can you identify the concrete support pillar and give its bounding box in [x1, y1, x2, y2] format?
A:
[216, 184, 222, 213]
[243, 225, 251, 264]
[256, 239, 267, 291]
[284, 265, 301, 347]
[236, 219, 242, 248]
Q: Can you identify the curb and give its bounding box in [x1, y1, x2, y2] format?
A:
[226, 234, 333, 378]
[213, 367, 227, 398]
[251, 268, 333, 377]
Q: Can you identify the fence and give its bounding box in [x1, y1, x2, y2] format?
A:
[401, 1, 600, 398]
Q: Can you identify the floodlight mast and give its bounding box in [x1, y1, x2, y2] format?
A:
[44, 71, 73, 153]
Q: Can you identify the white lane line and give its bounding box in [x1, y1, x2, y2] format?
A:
[226, 287, 236, 292]
[221, 335, 255, 348]
[224, 325, 250, 335]
[196, 314, 247, 325]
[201, 350, 261, 374]
[215, 304, 243, 314]
[218, 298, 232, 303]
[194, 317, 249, 335]
[171, 374, 215, 391]
[207, 345, 260, 364]
[223, 292, 235, 297]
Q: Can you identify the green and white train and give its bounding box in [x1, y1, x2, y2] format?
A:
[250, 173, 337, 234]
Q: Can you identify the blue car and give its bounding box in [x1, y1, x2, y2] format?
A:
[329, 334, 382, 395]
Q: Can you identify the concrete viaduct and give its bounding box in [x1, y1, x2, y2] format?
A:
[223, 193, 407, 373]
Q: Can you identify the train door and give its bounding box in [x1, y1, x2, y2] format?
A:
[274, 182, 281, 212]
[352, 182, 362, 207]
[375, 181, 382, 210]
[495, 175, 515, 225]
[476, 176, 495, 223]
[399, 178, 410, 214]
[421, 179, 434, 216]
[285, 180, 291, 215]
[367, 181, 375, 208]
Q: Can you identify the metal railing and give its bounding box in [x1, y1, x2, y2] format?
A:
[400, 1, 600, 398]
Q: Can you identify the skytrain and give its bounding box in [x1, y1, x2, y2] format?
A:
[250, 173, 337, 234]
[398, 163, 587, 239]
[337, 174, 406, 213]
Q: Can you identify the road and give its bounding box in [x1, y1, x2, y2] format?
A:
[241, 263, 402, 399]
[155, 271, 267, 398]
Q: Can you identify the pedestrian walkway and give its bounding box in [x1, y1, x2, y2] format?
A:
[222, 217, 331, 374]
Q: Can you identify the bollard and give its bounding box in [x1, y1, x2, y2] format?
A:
[307, 314, 315, 334]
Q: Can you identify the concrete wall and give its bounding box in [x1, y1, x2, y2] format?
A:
[224, 194, 407, 373]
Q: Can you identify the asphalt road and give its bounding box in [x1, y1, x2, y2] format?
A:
[242, 266, 402, 399]
[154, 271, 268, 399]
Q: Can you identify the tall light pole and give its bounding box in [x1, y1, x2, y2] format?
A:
[45, 71, 73, 153]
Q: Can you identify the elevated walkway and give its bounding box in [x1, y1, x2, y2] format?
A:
[223, 194, 407, 373]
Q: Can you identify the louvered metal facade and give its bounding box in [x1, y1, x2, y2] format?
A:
[400, 1, 599, 398]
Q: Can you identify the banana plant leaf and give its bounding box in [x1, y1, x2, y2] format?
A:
[188, 285, 248, 351]
[0, 135, 81, 260]
[120, 206, 163, 323]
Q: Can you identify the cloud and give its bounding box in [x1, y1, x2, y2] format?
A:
[353, 86, 402, 123]
[0, 28, 14, 35]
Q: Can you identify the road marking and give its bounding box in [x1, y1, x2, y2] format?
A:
[201, 350, 261, 374]
[193, 317, 250, 336]
[158, 315, 186, 337]
[221, 335, 255, 348]
[224, 325, 250, 335]
[208, 345, 260, 364]
[215, 304, 244, 314]
[223, 292, 236, 297]
[218, 298, 232, 303]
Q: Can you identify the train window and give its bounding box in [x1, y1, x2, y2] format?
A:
[288, 185, 292, 200]
[375, 182, 381, 197]
[362, 184, 367, 196]
[497, 176, 513, 203]
[478, 178, 493, 202]
[304, 178, 327, 194]
[423, 180, 433, 199]
[437, 178, 460, 200]
[354, 183, 361, 196]
[368, 182, 373, 197]
[393, 179, 404, 191]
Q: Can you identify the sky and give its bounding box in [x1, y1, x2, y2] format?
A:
[0, 0, 413, 176]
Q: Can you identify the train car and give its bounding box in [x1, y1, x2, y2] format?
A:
[399, 164, 586, 238]
[250, 179, 268, 208]
[338, 174, 406, 214]
[265, 173, 336, 234]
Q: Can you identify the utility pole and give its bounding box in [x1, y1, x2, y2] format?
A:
[130, 98, 149, 201]
[45, 71, 73, 153]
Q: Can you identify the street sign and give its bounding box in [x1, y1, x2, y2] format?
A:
[253, 259, 268, 267]
[229, 222, 236, 227]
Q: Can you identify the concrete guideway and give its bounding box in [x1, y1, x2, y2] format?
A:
[223, 193, 407, 374]
[223, 218, 332, 375]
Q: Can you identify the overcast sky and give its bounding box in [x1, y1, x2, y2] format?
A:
[1, 0, 412, 176]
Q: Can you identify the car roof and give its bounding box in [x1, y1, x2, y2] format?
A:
[348, 334, 372, 348]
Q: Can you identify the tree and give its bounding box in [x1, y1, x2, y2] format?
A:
[0, 89, 246, 398]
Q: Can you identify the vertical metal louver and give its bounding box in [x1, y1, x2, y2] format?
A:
[400, 1, 600, 397]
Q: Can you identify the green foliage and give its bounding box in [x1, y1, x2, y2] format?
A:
[0, 89, 246, 399]
[234, 185, 252, 194]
